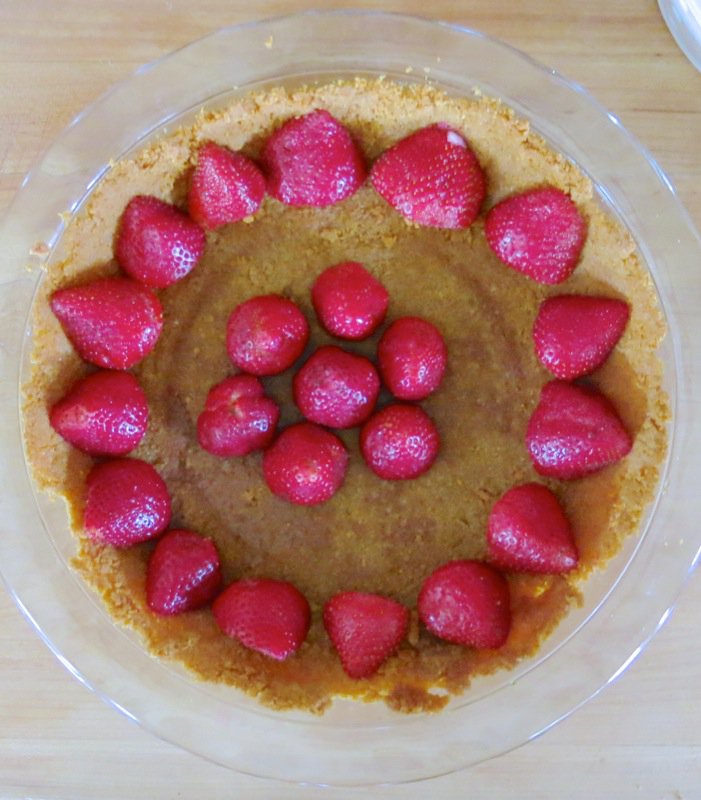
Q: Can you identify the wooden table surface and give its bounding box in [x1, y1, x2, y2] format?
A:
[1, 1, 700, 797]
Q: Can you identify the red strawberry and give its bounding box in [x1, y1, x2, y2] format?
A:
[50, 277, 163, 370]
[197, 374, 279, 457]
[377, 316, 447, 401]
[370, 123, 486, 229]
[115, 195, 206, 288]
[84, 458, 172, 547]
[533, 294, 630, 379]
[311, 261, 389, 340]
[293, 345, 380, 429]
[263, 422, 348, 506]
[262, 109, 366, 207]
[526, 380, 633, 479]
[226, 294, 309, 376]
[485, 186, 587, 285]
[323, 591, 409, 679]
[187, 142, 266, 229]
[49, 370, 148, 456]
[146, 529, 222, 615]
[418, 560, 511, 649]
[487, 483, 579, 573]
[360, 404, 439, 480]
[213, 577, 311, 660]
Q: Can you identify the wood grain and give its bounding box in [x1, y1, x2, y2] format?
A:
[1, 1, 700, 797]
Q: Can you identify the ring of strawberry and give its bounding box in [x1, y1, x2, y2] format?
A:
[45, 111, 642, 684]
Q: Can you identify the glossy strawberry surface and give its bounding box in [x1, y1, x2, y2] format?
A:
[526, 380, 633, 479]
[262, 110, 366, 207]
[262, 422, 349, 506]
[226, 294, 309, 376]
[51, 277, 163, 370]
[360, 404, 440, 480]
[213, 577, 311, 660]
[323, 591, 409, 679]
[293, 345, 380, 429]
[116, 195, 206, 288]
[146, 529, 222, 615]
[188, 142, 266, 229]
[84, 458, 172, 547]
[311, 261, 389, 341]
[533, 294, 630, 379]
[418, 560, 511, 649]
[370, 123, 486, 228]
[485, 187, 586, 285]
[487, 483, 579, 573]
[50, 370, 148, 456]
[197, 374, 279, 457]
[377, 316, 447, 401]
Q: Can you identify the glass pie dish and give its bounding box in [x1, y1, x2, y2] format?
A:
[1, 10, 700, 786]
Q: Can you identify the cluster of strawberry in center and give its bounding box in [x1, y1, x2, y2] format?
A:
[198, 267, 446, 503]
[48, 107, 633, 681]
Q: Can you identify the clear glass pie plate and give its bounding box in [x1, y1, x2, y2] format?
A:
[1, 10, 700, 787]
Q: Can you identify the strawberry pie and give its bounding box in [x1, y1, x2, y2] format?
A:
[22, 78, 669, 714]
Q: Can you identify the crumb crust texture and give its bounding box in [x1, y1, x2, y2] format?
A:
[23, 79, 669, 714]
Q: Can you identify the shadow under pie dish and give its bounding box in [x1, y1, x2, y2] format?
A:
[2, 10, 696, 782]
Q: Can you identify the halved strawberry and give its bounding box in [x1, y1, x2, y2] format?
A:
[533, 294, 630, 379]
[187, 142, 266, 229]
[146, 529, 222, 615]
[418, 560, 511, 649]
[370, 123, 486, 229]
[197, 374, 279, 457]
[50, 370, 148, 456]
[377, 316, 447, 401]
[526, 380, 632, 479]
[212, 578, 311, 660]
[311, 261, 389, 341]
[360, 404, 440, 480]
[262, 422, 349, 506]
[226, 294, 309, 376]
[487, 483, 578, 573]
[323, 591, 409, 679]
[84, 458, 172, 547]
[262, 110, 366, 207]
[50, 277, 163, 370]
[485, 187, 586, 284]
[116, 195, 206, 288]
[293, 345, 380, 429]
